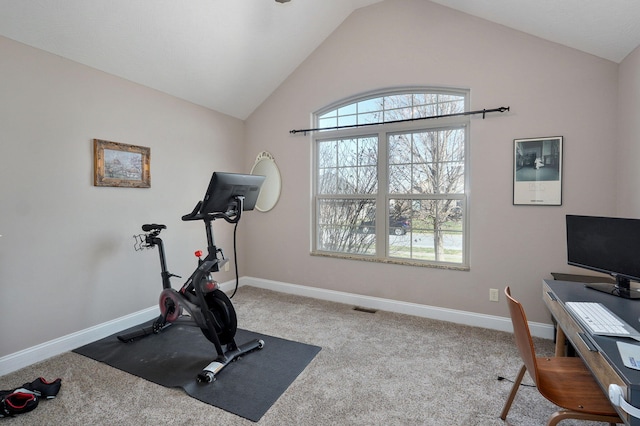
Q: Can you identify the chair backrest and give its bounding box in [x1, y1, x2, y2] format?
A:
[504, 286, 539, 385]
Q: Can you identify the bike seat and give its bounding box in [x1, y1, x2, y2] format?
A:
[142, 224, 166, 232]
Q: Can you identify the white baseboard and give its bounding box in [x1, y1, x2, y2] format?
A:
[0, 278, 553, 376]
[0, 306, 159, 377]
[240, 276, 555, 340]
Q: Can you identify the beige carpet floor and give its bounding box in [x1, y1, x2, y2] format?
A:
[1, 286, 611, 425]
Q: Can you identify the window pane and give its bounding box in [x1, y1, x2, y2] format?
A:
[319, 110, 337, 119]
[413, 97, 465, 118]
[412, 134, 434, 163]
[388, 134, 412, 165]
[442, 128, 465, 162]
[318, 117, 337, 130]
[358, 98, 382, 114]
[384, 94, 412, 109]
[336, 167, 355, 193]
[389, 128, 465, 195]
[317, 198, 376, 255]
[358, 165, 377, 193]
[318, 168, 336, 194]
[319, 137, 378, 195]
[338, 114, 357, 128]
[318, 140, 336, 168]
[438, 94, 464, 103]
[388, 199, 463, 263]
[338, 103, 357, 116]
[412, 165, 434, 194]
[440, 162, 465, 194]
[412, 93, 431, 106]
[359, 112, 382, 125]
[359, 137, 378, 166]
[337, 140, 358, 167]
[389, 165, 411, 194]
[386, 108, 413, 121]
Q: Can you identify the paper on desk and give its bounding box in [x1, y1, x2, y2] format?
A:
[617, 341, 640, 370]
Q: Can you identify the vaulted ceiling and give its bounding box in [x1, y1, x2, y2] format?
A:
[2, 0, 639, 119]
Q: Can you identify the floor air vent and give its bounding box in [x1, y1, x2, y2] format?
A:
[353, 306, 377, 314]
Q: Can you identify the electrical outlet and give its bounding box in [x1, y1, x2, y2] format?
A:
[489, 288, 499, 302]
[224, 261, 230, 272]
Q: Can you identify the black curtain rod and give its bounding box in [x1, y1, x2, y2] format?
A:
[289, 106, 510, 135]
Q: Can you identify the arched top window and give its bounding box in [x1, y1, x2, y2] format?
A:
[317, 90, 466, 131]
[311, 87, 470, 269]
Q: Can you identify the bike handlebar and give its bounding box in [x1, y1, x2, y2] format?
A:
[181, 201, 203, 221]
[181, 197, 243, 224]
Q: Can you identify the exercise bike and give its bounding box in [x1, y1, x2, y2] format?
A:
[118, 172, 266, 383]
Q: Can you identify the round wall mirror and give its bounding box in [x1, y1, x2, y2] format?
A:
[250, 151, 281, 212]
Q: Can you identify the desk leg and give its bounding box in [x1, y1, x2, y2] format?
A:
[555, 327, 566, 357]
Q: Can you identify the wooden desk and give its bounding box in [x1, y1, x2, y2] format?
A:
[543, 280, 640, 425]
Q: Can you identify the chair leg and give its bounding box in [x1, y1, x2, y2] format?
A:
[500, 364, 527, 421]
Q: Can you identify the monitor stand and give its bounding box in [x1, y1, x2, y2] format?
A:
[585, 282, 640, 299]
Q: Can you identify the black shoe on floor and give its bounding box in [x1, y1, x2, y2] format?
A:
[0, 392, 39, 417]
[14, 378, 62, 399]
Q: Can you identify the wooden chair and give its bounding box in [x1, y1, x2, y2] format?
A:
[500, 286, 622, 425]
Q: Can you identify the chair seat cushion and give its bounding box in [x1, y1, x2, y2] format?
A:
[535, 356, 619, 416]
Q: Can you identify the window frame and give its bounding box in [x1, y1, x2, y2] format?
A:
[311, 87, 470, 270]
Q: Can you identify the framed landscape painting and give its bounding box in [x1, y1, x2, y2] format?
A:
[93, 139, 150, 188]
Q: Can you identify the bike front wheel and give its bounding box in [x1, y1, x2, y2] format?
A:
[200, 289, 237, 345]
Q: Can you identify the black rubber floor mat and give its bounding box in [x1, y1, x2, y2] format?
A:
[74, 322, 321, 422]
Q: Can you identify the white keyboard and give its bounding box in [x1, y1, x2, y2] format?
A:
[565, 302, 640, 340]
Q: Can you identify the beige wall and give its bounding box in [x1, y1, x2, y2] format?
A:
[0, 36, 246, 357]
[617, 44, 640, 217]
[244, 0, 620, 324]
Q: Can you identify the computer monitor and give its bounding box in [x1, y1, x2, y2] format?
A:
[200, 172, 265, 215]
[566, 214, 640, 299]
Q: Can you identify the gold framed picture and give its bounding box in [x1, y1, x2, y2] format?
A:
[93, 139, 150, 188]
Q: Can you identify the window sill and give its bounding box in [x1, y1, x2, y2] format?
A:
[310, 251, 470, 271]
